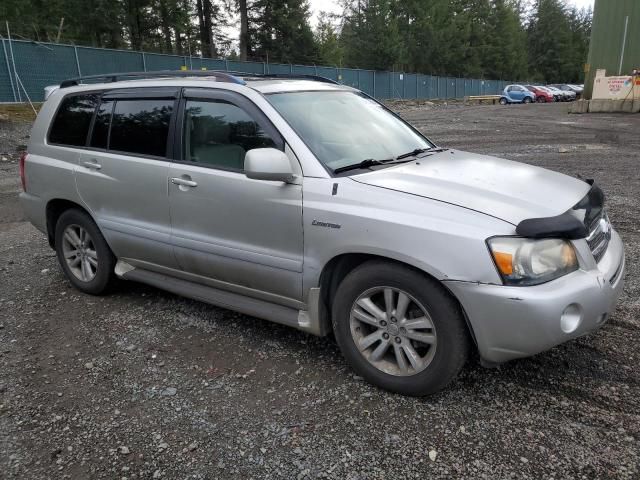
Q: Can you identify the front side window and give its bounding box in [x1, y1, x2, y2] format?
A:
[183, 99, 276, 171]
[109, 99, 173, 157]
[49, 94, 99, 146]
[266, 91, 433, 172]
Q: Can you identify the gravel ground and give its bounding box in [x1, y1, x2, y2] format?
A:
[1, 102, 638, 479]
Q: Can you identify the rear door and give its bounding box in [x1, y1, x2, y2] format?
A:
[168, 88, 304, 305]
[76, 88, 178, 269]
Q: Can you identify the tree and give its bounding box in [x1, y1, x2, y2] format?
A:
[341, 0, 405, 70]
[527, 0, 575, 82]
[315, 12, 342, 66]
[0, 0, 592, 82]
[250, 0, 318, 64]
[238, 0, 250, 60]
[483, 0, 529, 80]
[566, 5, 592, 82]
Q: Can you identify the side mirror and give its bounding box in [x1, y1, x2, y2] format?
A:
[244, 148, 295, 183]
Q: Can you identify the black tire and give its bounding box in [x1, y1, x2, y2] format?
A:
[331, 261, 470, 396]
[499, 97, 508, 105]
[537, 96, 546, 103]
[54, 208, 116, 295]
[523, 96, 532, 104]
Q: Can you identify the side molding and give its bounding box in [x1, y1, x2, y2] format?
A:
[116, 262, 329, 336]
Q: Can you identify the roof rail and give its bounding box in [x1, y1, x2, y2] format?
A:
[59, 70, 246, 88]
[230, 72, 340, 85]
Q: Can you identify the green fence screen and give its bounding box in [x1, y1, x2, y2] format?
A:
[0, 39, 519, 103]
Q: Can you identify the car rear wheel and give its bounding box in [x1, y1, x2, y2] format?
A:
[55, 209, 116, 295]
[523, 96, 532, 104]
[332, 261, 470, 396]
[499, 97, 508, 105]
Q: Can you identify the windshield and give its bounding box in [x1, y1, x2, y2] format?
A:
[266, 90, 434, 171]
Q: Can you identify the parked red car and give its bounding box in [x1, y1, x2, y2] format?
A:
[524, 85, 554, 103]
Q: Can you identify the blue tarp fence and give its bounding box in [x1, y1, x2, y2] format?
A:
[0, 38, 518, 102]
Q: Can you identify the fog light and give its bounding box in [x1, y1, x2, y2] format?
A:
[560, 304, 582, 333]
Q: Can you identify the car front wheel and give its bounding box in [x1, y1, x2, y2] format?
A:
[523, 97, 532, 104]
[332, 261, 470, 396]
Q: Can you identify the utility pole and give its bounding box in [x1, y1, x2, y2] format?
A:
[618, 16, 629, 76]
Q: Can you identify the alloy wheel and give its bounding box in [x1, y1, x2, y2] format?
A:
[61, 224, 98, 282]
[349, 286, 437, 376]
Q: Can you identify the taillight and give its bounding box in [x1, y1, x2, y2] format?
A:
[19, 152, 28, 191]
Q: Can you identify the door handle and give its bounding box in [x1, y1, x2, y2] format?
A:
[171, 177, 198, 188]
[83, 160, 102, 170]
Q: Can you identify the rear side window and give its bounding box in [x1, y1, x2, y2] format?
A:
[49, 94, 99, 146]
[109, 99, 173, 157]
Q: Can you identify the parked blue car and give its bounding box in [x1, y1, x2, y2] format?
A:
[499, 85, 536, 105]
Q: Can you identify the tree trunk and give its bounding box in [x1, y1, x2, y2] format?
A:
[202, 0, 216, 58]
[196, 0, 208, 55]
[174, 28, 183, 55]
[125, 0, 143, 50]
[239, 0, 249, 61]
[159, 0, 173, 53]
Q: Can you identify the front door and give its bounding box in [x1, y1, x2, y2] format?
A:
[510, 86, 525, 102]
[168, 88, 304, 305]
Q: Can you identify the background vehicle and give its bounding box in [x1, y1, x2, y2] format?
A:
[524, 85, 554, 103]
[19, 71, 624, 397]
[567, 84, 584, 95]
[534, 86, 560, 102]
[499, 84, 536, 104]
[536, 85, 560, 102]
[546, 85, 575, 101]
[548, 84, 577, 100]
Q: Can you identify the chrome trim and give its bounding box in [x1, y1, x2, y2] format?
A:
[586, 211, 611, 263]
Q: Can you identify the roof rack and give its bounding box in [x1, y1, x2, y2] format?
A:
[230, 72, 340, 85]
[59, 70, 246, 88]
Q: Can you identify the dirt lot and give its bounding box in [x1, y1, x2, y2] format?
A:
[1, 102, 639, 479]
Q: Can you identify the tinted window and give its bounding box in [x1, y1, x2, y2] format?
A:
[90, 100, 113, 149]
[183, 100, 276, 170]
[110, 99, 173, 157]
[49, 94, 99, 146]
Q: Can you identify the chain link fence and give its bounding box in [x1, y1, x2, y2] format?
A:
[0, 38, 517, 103]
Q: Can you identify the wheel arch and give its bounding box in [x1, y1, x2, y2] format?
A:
[45, 198, 95, 248]
[316, 253, 478, 347]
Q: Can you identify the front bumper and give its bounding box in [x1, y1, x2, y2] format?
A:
[445, 229, 625, 364]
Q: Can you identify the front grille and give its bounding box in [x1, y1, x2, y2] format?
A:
[586, 211, 611, 263]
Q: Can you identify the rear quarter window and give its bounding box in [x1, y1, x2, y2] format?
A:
[48, 94, 99, 146]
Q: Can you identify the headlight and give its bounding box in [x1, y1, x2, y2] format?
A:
[487, 237, 578, 286]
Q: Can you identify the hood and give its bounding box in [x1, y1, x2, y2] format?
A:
[351, 150, 591, 225]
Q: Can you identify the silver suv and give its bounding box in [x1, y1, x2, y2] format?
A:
[19, 71, 625, 396]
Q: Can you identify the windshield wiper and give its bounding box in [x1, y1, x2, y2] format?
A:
[333, 158, 388, 174]
[396, 147, 447, 160]
[333, 147, 447, 174]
